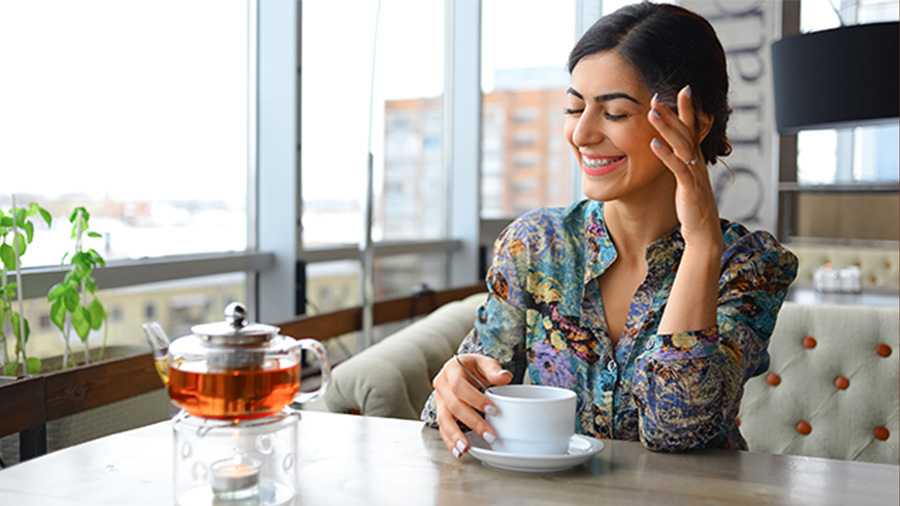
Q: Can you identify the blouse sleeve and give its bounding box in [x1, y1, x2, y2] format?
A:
[421, 223, 530, 427]
[631, 232, 798, 451]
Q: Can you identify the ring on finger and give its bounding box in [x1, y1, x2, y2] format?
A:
[684, 158, 698, 166]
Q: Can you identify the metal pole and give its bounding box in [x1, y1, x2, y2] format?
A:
[360, 152, 376, 351]
[360, 1, 382, 351]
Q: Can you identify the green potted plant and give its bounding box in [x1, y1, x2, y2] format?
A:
[47, 207, 108, 369]
[0, 200, 52, 376]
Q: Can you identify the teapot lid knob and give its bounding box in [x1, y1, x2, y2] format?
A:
[225, 302, 247, 329]
[190, 302, 278, 343]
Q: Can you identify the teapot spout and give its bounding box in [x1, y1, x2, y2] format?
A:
[142, 322, 170, 387]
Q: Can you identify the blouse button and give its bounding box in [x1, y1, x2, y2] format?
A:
[645, 339, 654, 350]
[599, 425, 610, 436]
[797, 421, 812, 436]
[607, 361, 617, 372]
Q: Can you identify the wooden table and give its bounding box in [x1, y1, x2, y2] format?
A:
[0, 411, 897, 505]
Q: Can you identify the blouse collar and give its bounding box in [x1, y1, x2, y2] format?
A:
[568, 200, 685, 286]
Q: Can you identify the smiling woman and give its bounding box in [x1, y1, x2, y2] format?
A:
[423, 2, 798, 458]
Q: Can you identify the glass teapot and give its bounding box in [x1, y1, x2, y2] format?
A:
[143, 302, 331, 420]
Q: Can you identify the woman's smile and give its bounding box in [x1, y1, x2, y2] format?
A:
[581, 153, 626, 177]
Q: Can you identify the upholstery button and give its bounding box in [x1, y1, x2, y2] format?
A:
[802, 336, 817, 349]
[797, 421, 812, 436]
[834, 376, 850, 390]
[877, 344, 892, 357]
[874, 426, 890, 441]
[767, 373, 781, 387]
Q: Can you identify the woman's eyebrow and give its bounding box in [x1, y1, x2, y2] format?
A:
[595, 92, 639, 104]
[566, 87, 639, 104]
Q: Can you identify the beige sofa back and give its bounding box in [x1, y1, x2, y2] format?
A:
[323, 294, 899, 464]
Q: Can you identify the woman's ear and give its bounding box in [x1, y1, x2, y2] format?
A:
[696, 111, 715, 143]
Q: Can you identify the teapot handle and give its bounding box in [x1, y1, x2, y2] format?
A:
[293, 339, 332, 405]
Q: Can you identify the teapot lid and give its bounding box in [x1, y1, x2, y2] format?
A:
[190, 302, 279, 345]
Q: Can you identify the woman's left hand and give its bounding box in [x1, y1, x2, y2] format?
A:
[648, 86, 722, 249]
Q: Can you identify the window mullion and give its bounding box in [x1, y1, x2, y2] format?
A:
[443, 0, 482, 288]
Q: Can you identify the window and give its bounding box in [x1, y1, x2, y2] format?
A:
[299, 1, 449, 325]
[0, 0, 250, 267]
[306, 261, 360, 314]
[480, 0, 577, 219]
[18, 273, 245, 361]
[513, 131, 539, 149]
[795, 0, 900, 185]
[513, 154, 538, 169]
[511, 107, 541, 124]
[3, 1, 255, 366]
[301, 0, 445, 247]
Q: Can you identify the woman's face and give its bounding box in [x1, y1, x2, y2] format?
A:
[564, 50, 673, 204]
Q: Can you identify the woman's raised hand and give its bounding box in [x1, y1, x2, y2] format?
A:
[647, 85, 722, 249]
[432, 353, 512, 457]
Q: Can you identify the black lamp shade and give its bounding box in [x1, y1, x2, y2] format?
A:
[771, 22, 899, 134]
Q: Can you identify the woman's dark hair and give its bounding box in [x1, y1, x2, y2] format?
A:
[568, 2, 732, 165]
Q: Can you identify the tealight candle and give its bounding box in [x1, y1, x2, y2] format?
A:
[211, 455, 262, 500]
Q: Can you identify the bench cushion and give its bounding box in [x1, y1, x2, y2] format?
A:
[738, 302, 899, 464]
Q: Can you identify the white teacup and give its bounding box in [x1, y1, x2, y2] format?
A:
[485, 385, 576, 456]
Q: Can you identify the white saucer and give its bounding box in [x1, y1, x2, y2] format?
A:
[466, 433, 604, 473]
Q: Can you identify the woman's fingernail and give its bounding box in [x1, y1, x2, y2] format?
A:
[484, 405, 498, 416]
[456, 440, 467, 454]
[483, 432, 497, 445]
[684, 85, 692, 99]
[452, 447, 461, 458]
[651, 92, 658, 104]
[651, 107, 661, 119]
[652, 138, 662, 148]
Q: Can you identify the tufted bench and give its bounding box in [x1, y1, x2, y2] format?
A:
[323, 295, 900, 464]
[786, 242, 900, 290]
[738, 302, 899, 464]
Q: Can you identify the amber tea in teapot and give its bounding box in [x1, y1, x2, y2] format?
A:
[168, 357, 300, 420]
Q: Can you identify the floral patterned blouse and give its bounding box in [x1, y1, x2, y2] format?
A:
[422, 199, 798, 452]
